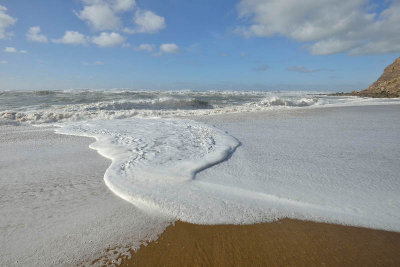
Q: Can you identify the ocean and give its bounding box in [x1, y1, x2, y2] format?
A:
[1, 89, 400, 265]
[2, 89, 399, 124]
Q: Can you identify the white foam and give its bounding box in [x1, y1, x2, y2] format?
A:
[56, 118, 240, 221]
[0, 124, 173, 266]
[55, 109, 400, 231]
[2, 103, 400, 266]
[2, 90, 400, 124]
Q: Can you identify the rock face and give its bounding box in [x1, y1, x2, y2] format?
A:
[358, 57, 400, 97]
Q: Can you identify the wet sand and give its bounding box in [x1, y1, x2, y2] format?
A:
[103, 105, 400, 266]
[121, 219, 400, 266]
[2, 105, 400, 265]
[0, 124, 171, 266]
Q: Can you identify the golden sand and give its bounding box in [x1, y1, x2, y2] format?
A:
[117, 219, 400, 266]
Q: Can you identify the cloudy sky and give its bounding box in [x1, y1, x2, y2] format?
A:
[0, 0, 399, 91]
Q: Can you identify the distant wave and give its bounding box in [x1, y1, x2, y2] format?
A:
[1, 90, 400, 124]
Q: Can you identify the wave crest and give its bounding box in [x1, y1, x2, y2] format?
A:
[0, 95, 322, 124]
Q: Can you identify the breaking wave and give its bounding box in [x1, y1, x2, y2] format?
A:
[1, 89, 400, 124]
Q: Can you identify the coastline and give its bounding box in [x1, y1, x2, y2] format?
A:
[0, 124, 171, 266]
[332, 57, 400, 98]
[122, 219, 400, 266]
[330, 91, 400, 98]
[2, 104, 400, 265]
[119, 104, 400, 265]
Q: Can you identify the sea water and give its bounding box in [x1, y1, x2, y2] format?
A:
[2, 89, 399, 124]
[1, 89, 400, 265]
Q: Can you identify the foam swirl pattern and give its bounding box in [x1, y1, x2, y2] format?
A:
[56, 113, 400, 229]
[57, 118, 242, 222]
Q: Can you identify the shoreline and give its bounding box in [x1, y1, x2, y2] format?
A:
[121, 219, 400, 266]
[120, 104, 400, 266]
[0, 124, 171, 266]
[2, 104, 400, 265]
[330, 91, 400, 98]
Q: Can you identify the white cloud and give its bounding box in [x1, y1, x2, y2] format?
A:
[0, 5, 16, 39]
[236, 0, 400, 55]
[133, 43, 154, 52]
[82, 0, 135, 11]
[4, 46, 17, 53]
[92, 32, 125, 47]
[124, 9, 165, 34]
[93, 60, 104, 65]
[77, 0, 165, 36]
[52, 31, 88, 45]
[76, 0, 135, 31]
[76, 4, 120, 31]
[112, 0, 135, 12]
[26, 26, 48, 43]
[1, 60, 7, 64]
[159, 43, 180, 54]
[4, 47, 28, 54]
[308, 39, 360, 55]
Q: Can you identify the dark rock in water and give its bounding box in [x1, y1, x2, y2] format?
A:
[336, 57, 400, 98]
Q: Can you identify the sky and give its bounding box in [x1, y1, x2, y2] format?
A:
[0, 0, 399, 91]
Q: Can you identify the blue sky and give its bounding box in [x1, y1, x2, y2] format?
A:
[0, 0, 399, 91]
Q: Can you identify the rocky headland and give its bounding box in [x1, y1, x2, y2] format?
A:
[333, 57, 400, 98]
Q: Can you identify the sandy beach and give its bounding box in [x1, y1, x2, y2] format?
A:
[121, 104, 400, 266]
[3, 1, 400, 265]
[123, 219, 400, 266]
[1, 104, 400, 265]
[0, 124, 171, 266]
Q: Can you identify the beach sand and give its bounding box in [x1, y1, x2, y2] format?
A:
[119, 105, 400, 266]
[122, 219, 400, 266]
[0, 124, 171, 266]
[2, 105, 400, 265]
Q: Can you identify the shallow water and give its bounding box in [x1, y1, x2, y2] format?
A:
[1, 89, 400, 265]
[55, 105, 400, 231]
[0, 125, 172, 266]
[2, 89, 399, 124]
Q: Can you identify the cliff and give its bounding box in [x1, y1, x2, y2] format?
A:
[357, 57, 400, 97]
[333, 57, 400, 98]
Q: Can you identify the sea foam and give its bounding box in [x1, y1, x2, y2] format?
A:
[55, 111, 400, 230]
[2, 90, 400, 124]
[2, 90, 400, 266]
[56, 118, 241, 221]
